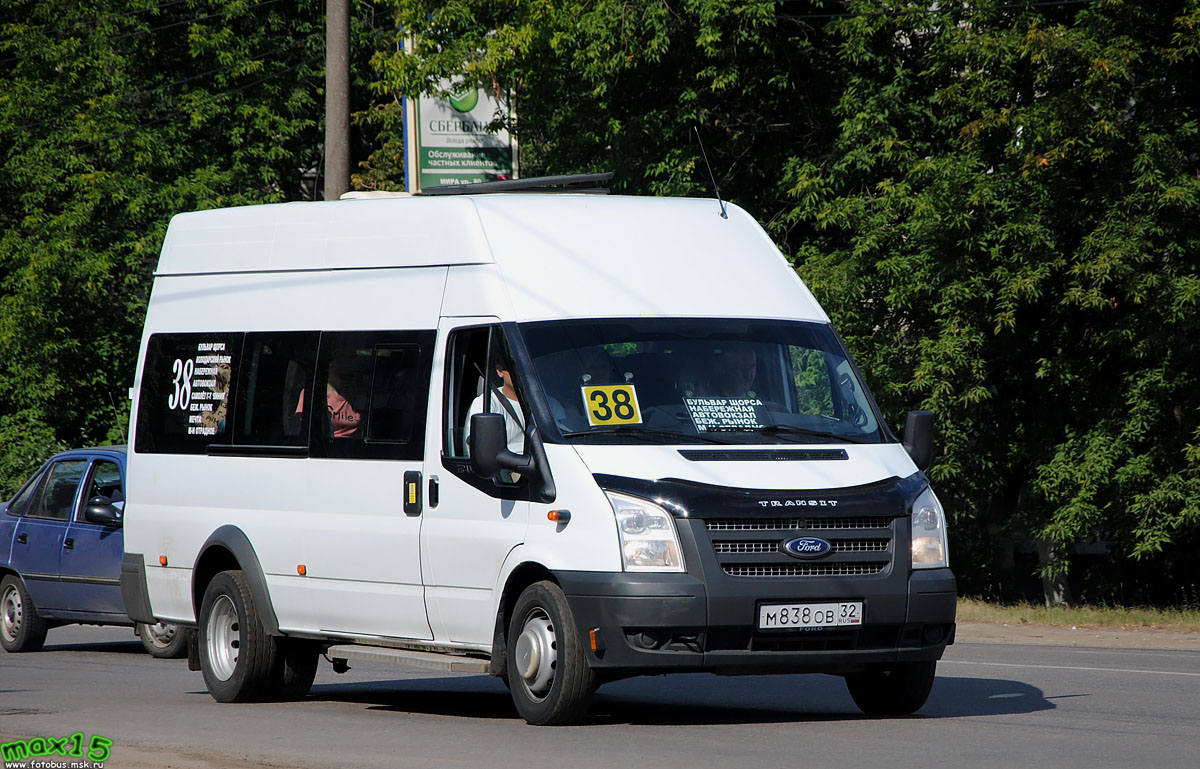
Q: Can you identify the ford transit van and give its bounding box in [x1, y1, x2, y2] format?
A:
[121, 180, 955, 724]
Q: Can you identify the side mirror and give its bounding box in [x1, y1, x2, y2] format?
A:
[468, 413, 556, 503]
[84, 497, 123, 527]
[902, 410, 934, 472]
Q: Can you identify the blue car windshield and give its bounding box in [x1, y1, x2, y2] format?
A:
[519, 318, 886, 445]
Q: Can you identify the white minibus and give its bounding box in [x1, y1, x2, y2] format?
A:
[121, 178, 955, 724]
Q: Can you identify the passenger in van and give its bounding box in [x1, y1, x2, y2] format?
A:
[463, 359, 525, 456]
[296, 356, 365, 438]
[708, 343, 758, 399]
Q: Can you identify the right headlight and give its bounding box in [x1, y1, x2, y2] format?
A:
[911, 486, 949, 569]
[605, 491, 686, 573]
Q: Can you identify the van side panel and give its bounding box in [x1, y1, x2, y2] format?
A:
[126, 266, 450, 641]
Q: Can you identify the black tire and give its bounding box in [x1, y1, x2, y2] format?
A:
[197, 570, 279, 702]
[506, 580, 595, 725]
[273, 638, 320, 701]
[1, 575, 48, 653]
[845, 661, 937, 716]
[138, 621, 188, 659]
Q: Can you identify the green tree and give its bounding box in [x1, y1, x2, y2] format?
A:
[0, 0, 326, 495]
[371, 0, 838, 213]
[785, 0, 1200, 602]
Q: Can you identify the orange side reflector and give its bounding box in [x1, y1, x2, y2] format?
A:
[297, 565, 307, 576]
[158, 555, 168, 566]
[589, 628, 598, 652]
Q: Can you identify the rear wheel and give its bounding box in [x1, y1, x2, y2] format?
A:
[1, 575, 47, 653]
[198, 570, 278, 702]
[138, 621, 188, 659]
[845, 661, 937, 715]
[506, 581, 595, 725]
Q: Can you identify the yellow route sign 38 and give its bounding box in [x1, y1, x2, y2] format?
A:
[582, 384, 642, 426]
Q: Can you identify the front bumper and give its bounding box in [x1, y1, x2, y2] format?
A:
[556, 567, 956, 676]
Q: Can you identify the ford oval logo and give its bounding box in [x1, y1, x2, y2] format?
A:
[782, 537, 832, 559]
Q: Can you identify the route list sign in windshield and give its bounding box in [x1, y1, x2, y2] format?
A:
[684, 398, 766, 432]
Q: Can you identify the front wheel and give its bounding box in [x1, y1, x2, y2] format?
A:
[198, 570, 278, 702]
[1, 575, 48, 653]
[506, 581, 595, 725]
[845, 661, 937, 715]
[138, 621, 187, 659]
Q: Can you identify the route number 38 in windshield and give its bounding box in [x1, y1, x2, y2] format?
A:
[582, 384, 643, 427]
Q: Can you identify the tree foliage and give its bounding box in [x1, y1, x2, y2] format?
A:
[784, 0, 1200, 600]
[0, 0, 327, 495]
[377, 0, 1200, 602]
[2, 0, 1198, 604]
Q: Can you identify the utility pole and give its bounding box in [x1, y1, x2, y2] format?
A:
[324, 0, 350, 200]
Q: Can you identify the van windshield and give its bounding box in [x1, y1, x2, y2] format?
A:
[520, 318, 886, 445]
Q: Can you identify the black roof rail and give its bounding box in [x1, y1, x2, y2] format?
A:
[419, 172, 613, 196]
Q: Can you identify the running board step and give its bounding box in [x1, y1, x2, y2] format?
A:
[325, 644, 489, 673]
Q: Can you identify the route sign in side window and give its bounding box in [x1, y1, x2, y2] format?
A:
[310, 331, 436, 461]
[136, 332, 244, 454]
[233, 333, 319, 448]
[27, 460, 88, 521]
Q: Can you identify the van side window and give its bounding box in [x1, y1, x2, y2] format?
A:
[27, 459, 88, 521]
[135, 332, 243, 454]
[310, 331, 435, 461]
[442, 327, 494, 460]
[233, 333, 319, 448]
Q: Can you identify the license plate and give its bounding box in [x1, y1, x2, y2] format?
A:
[758, 601, 863, 630]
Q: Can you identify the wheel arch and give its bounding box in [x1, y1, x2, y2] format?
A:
[192, 525, 280, 635]
[489, 560, 557, 678]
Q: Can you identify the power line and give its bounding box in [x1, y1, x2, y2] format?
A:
[0, 0, 287, 66]
[2, 38, 312, 139]
[3, 53, 323, 177]
[0, 0, 193, 45]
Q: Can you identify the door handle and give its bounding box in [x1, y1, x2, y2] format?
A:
[63, 538, 75, 550]
[403, 470, 422, 516]
[16, 533, 27, 545]
[428, 476, 439, 509]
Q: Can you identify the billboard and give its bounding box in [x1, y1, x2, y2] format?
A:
[404, 82, 517, 192]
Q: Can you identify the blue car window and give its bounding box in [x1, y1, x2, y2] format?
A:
[81, 460, 124, 520]
[6, 470, 44, 517]
[27, 459, 88, 521]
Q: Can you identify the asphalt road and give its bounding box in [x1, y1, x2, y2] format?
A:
[2, 626, 1198, 769]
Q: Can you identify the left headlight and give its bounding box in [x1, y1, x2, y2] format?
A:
[911, 486, 949, 569]
[605, 491, 686, 573]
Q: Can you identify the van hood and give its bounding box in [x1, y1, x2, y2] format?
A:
[567, 443, 918, 492]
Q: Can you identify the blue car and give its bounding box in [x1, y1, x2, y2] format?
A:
[1, 446, 184, 657]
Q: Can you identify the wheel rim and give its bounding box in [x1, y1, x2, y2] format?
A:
[206, 595, 240, 680]
[145, 621, 177, 648]
[1, 585, 21, 644]
[514, 607, 557, 701]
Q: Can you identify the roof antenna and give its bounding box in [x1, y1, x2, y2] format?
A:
[694, 126, 728, 219]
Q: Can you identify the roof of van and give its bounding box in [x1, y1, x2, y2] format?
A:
[155, 194, 829, 323]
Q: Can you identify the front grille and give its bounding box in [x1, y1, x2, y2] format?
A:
[723, 562, 889, 578]
[713, 538, 889, 554]
[703, 515, 897, 579]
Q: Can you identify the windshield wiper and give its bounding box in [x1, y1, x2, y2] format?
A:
[755, 424, 870, 444]
[560, 426, 729, 445]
